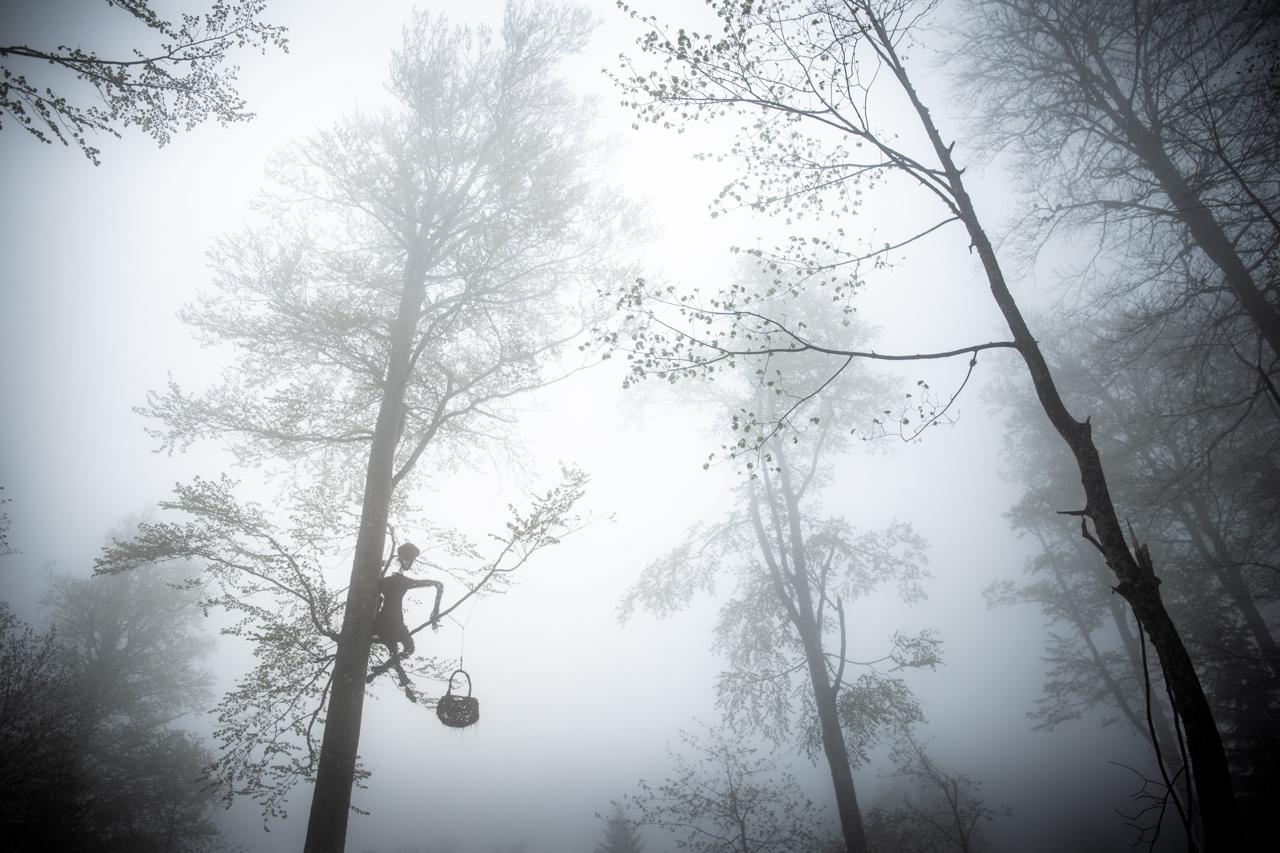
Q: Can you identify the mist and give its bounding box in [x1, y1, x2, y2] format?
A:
[1, 1, 1275, 852]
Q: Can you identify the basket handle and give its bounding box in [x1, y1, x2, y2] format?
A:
[445, 668, 472, 697]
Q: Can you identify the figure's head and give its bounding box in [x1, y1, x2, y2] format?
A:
[397, 542, 421, 571]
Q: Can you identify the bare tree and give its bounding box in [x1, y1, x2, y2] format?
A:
[0, 0, 287, 164]
[865, 731, 1005, 853]
[619, 724, 837, 853]
[607, 1, 1239, 846]
[955, 0, 1280, 361]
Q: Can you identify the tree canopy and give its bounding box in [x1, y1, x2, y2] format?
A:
[1, 547, 227, 853]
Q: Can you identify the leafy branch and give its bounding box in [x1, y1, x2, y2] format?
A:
[0, 0, 288, 163]
[94, 466, 589, 819]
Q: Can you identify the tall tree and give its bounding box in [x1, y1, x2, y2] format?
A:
[607, 0, 1239, 845]
[45, 561, 226, 853]
[622, 308, 938, 853]
[989, 319, 1279, 842]
[957, 0, 1280, 820]
[99, 4, 620, 851]
[954, 0, 1280, 825]
[0, 0, 288, 164]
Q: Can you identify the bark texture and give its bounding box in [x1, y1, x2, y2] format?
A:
[871, 12, 1239, 847]
[303, 251, 428, 853]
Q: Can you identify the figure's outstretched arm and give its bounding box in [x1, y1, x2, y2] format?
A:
[407, 579, 443, 629]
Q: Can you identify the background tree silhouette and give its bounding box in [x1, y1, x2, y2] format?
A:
[594, 804, 645, 853]
[1, 539, 228, 853]
[621, 294, 938, 853]
[0, 603, 87, 850]
[619, 724, 836, 853]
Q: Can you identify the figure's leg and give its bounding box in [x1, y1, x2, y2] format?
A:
[388, 652, 416, 702]
[398, 625, 415, 656]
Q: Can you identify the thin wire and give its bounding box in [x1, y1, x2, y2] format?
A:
[456, 593, 481, 668]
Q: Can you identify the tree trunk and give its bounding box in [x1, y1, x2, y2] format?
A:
[1049, 555, 1151, 740]
[1108, 591, 1181, 757]
[1111, 106, 1280, 361]
[774, 449, 868, 853]
[962, 166, 1239, 852]
[303, 248, 428, 853]
[1061, 32, 1280, 360]
[801, 632, 867, 853]
[875, 17, 1240, 847]
[1177, 498, 1280, 683]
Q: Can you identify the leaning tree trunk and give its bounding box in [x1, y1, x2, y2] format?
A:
[1107, 585, 1182, 757]
[945, 171, 1240, 852]
[303, 247, 429, 853]
[872, 16, 1240, 848]
[757, 448, 868, 853]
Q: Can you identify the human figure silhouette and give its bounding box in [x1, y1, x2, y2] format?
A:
[372, 542, 442, 656]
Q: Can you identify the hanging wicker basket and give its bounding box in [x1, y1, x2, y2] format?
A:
[436, 668, 480, 729]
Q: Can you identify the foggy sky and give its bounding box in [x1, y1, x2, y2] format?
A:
[0, 2, 1167, 851]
